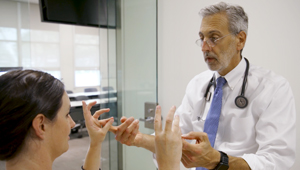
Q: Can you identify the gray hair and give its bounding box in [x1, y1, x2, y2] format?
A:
[199, 2, 248, 35]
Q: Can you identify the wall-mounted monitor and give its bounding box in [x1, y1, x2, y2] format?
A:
[39, 0, 116, 28]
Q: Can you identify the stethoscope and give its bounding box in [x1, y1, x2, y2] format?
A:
[198, 58, 249, 121]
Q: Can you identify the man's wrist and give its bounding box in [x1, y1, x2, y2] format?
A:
[207, 149, 221, 169]
[133, 133, 144, 147]
[212, 151, 229, 170]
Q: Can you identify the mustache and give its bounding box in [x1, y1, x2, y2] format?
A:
[204, 52, 217, 59]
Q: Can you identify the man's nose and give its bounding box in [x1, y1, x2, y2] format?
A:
[201, 39, 212, 52]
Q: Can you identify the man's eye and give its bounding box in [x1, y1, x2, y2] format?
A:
[210, 37, 218, 42]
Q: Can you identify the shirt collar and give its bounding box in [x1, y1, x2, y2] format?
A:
[215, 57, 246, 90]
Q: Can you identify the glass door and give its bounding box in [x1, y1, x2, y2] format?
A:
[112, 0, 158, 169]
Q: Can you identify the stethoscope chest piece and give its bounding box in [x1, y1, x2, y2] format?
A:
[199, 58, 250, 121]
[235, 95, 248, 108]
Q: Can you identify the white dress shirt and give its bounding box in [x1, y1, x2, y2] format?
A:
[175, 58, 296, 170]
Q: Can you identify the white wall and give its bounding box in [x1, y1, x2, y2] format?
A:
[157, 0, 300, 169]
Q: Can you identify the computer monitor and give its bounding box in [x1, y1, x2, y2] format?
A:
[39, 0, 116, 28]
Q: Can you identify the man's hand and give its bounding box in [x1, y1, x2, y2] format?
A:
[109, 116, 142, 146]
[181, 132, 220, 169]
[155, 105, 182, 170]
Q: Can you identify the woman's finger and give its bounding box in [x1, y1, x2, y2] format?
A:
[102, 119, 114, 133]
[109, 126, 118, 134]
[93, 108, 110, 119]
[98, 117, 114, 126]
[87, 101, 97, 110]
[154, 105, 162, 134]
[172, 115, 180, 132]
[164, 106, 176, 132]
[82, 101, 97, 119]
[82, 101, 91, 120]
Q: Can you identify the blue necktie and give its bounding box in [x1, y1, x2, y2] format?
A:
[196, 77, 227, 170]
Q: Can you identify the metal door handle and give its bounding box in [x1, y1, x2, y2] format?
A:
[139, 116, 154, 122]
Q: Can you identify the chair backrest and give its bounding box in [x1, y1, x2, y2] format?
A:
[66, 90, 73, 94]
[75, 95, 89, 101]
[84, 88, 97, 92]
[102, 86, 114, 91]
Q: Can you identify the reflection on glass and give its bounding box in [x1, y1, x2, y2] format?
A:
[21, 29, 59, 42]
[21, 42, 31, 67]
[43, 70, 61, 80]
[75, 34, 99, 45]
[29, 43, 60, 67]
[75, 70, 101, 87]
[0, 42, 18, 67]
[75, 45, 100, 67]
[0, 27, 17, 41]
[20, 29, 30, 42]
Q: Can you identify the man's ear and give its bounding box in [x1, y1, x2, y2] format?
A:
[32, 114, 47, 140]
[236, 31, 247, 51]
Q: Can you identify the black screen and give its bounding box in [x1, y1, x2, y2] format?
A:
[39, 0, 116, 28]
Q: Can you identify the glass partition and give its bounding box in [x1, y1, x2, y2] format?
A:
[0, 0, 112, 170]
[100, 0, 118, 169]
[0, 0, 157, 170]
[116, 0, 157, 169]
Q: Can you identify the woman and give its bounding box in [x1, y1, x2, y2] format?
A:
[154, 105, 182, 170]
[0, 70, 114, 170]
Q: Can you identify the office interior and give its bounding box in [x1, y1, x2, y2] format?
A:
[0, 0, 299, 170]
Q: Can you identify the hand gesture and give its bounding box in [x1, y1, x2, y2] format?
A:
[154, 105, 182, 170]
[82, 101, 114, 145]
[181, 132, 220, 169]
[111, 116, 141, 146]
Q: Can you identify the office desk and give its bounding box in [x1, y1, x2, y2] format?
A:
[68, 91, 117, 101]
[71, 97, 117, 107]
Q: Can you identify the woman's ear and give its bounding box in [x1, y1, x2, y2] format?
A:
[32, 114, 47, 140]
[236, 31, 247, 51]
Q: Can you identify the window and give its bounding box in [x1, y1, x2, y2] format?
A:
[0, 27, 18, 67]
[0, 2, 61, 80]
[74, 26, 101, 87]
[75, 70, 100, 87]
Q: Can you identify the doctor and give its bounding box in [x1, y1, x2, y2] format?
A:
[112, 2, 296, 170]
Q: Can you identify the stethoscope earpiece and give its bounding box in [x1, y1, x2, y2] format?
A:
[235, 95, 248, 108]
